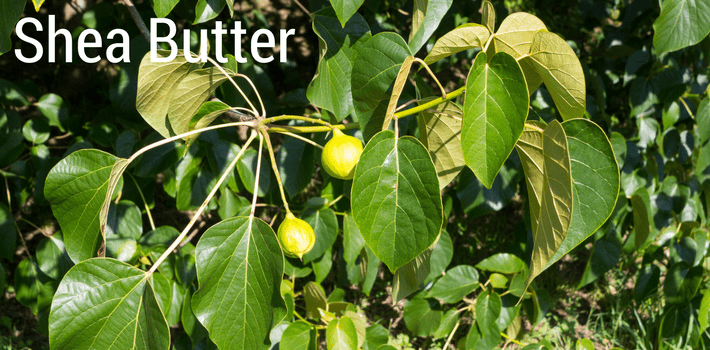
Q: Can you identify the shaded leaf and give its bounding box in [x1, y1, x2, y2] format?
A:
[329, 0, 366, 27]
[423, 23, 490, 65]
[653, 0, 710, 54]
[418, 99, 465, 189]
[427, 265, 479, 304]
[403, 294, 442, 337]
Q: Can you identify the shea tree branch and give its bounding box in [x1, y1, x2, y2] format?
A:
[120, 0, 151, 43]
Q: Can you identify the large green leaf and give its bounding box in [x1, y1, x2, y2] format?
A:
[352, 33, 412, 140]
[462, 51, 528, 189]
[45, 149, 121, 263]
[351, 131, 443, 272]
[136, 50, 205, 138]
[527, 31, 586, 120]
[191, 217, 285, 350]
[327, 317, 358, 350]
[547, 119, 619, 267]
[329, 0, 366, 27]
[418, 99, 465, 190]
[49, 258, 169, 350]
[408, 0, 453, 54]
[653, 0, 710, 54]
[489, 12, 547, 94]
[523, 121, 572, 288]
[423, 24, 490, 65]
[0, 0, 24, 55]
[308, 8, 371, 121]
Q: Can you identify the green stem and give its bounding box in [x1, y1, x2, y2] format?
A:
[262, 115, 330, 126]
[260, 129, 291, 214]
[148, 131, 257, 275]
[393, 86, 465, 119]
[250, 131, 264, 218]
[267, 123, 360, 134]
[272, 130, 324, 150]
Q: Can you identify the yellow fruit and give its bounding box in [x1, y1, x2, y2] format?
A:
[277, 212, 315, 259]
[321, 128, 363, 180]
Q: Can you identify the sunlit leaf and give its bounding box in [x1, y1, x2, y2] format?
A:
[424, 24, 490, 65]
[329, 0, 366, 27]
[351, 131, 442, 273]
[462, 51, 528, 189]
[191, 217, 285, 350]
[408, 0, 453, 54]
[653, 0, 710, 54]
[418, 99, 465, 190]
[326, 317, 358, 350]
[490, 12, 546, 94]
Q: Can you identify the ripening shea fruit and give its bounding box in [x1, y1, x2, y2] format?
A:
[321, 128, 363, 180]
[277, 212, 315, 259]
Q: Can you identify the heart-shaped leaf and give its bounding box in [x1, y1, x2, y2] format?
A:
[308, 8, 371, 121]
[427, 265, 479, 304]
[326, 316, 358, 350]
[462, 51, 528, 189]
[49, 258, 169, 350]
[191, 217, 285, 350]
[45, 149, 124, 263]
[351, 130, 442, 272]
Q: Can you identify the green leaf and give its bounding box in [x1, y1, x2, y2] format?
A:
[152, 0, 179, 17]
[434, 308, 459, 339]
[305, 281, 328, 319]
[427, 265, 479, 304]
[308, 8, 370, 121]
[547, 119, 620, 267]
[0, 109, 24, 167]
[37, 94, 69, 132]
[352, 33, 412, 140]
[426, 229, 453, 283]
[176, 165, 216, 211]
[0, 202, 17, 260]
[489, 12, 547, 94]
[351, 130, 443, 272]
[281, 321, 317, 350]
[475, 253, 525, 274]
[364, 324, 389, 350]
[342, 213, 366, 267]
[462, 51, 528, 189]
[15, 258, 44, 313]
[699, 290, 710, 332]
[36, 232, 73, 280]
[237, 149, 272, 197]
[577, 235, 621, 288]
[136, 50, 200, 138]
[191, 217, 285, 350]
[45, 149, 121, 263]
[408, 0, 453, 54]
[481, 1, 495, 30]
[0, 0, 24, 55]
[49, 258, 169, 350]
[631, 187, 652, 248]
[403, 294, 443, 337]
[653, 0, 710, 54]
[151, 272, 185, 327]
[522, 121, 572, 289]
[301, 207, 338, 263]
[22, 118, 51, 144]
[527, 31, 586, 120]
[188, 101, 232, 132]
[194, 0, 226, 24]
[0, 79, 29, 107]
[327, 317, 358, 350]
[476, 290, 502, 330]
[277, 134, 316, 199]
[392, 242, 432, 301]
[423, 23, 490, 65]
[664, 262, 703, 304]
[329, 0, 366, 27]
[418, 99, 465, 190]
[312, 248, 333, 283]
